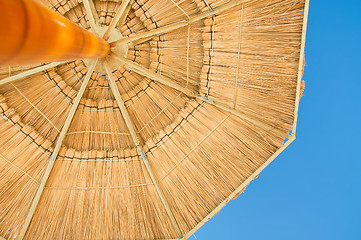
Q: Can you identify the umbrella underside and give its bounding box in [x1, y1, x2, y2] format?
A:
[0, 0, 308, 239]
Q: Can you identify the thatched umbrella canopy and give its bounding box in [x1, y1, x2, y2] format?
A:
[0, 0, 309, 239]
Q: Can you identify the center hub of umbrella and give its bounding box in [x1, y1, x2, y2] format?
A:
[83, 25, 128, 74]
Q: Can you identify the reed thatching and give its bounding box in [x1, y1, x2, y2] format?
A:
[0, 0, 308, 239]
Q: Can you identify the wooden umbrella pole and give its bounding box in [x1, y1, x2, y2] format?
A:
[110, 0, 249, 47]
[0, 0, 109, 66]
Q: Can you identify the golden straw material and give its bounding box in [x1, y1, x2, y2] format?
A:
[0, 0, 309, 239]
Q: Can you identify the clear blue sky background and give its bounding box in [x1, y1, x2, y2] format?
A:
[190, 1, 361, 239]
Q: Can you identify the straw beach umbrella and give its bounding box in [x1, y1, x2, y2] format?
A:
[0, 0, 309, 239]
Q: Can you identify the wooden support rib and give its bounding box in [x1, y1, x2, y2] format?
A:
[83, 0, 98, 31]
[46, 183, 153, 190]
[104, 64, 139, 145]
[112, 54, 196, 97]
[234, 2, 244, 109]
[110, 0, 248, 47]
[159, 114, 230, 182]
[113, 54, 287, 137]
[103, 0, 133, 40]
[11, 83, 61, 132]
[0, 62, 65, 86]
[17, 59, 98, 240]
[186, 24, 190, 88]
[170, 0, 189, 18]
[292, 0, 310, 136]
[198, 97, 286, 137]
[66, 130, 130, 135]
[137, 148, 182, 237]
[0, 153, 39, 184]
[104, 63, 183, 238]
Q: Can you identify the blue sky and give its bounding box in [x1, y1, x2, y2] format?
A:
[190, 1, 361, 239]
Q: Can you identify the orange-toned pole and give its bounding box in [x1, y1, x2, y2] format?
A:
[0, 0, 109, 66]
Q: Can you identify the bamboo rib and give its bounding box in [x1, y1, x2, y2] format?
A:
[103, 0, 133, 40]
[112, 54, 196, 96]
[10, 83, 61, 133]
[199, 97, 286, 137]
[56, 157, 141, 162]
[159, 114, 230, 182]
[0, 153, 39, 184]
[46, 183, 153, 190]
[113, 54, 286, 137]
[104, 63, 183, 238]
[83, 0, 98, 31]
[110, 0, 249, 47]
[170, 0, 190, 18]
[104, 64, 140, 146]
[66, 130, 130, 135]
[292, 0, 309, 136]
[234, 3, 244, 108]
[144, 101, 205, 156]
[0, 62, 65, 86]
[17, 60, 98, 240]
[186, 24, 190, 88]
[137, 93, 182, 134]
